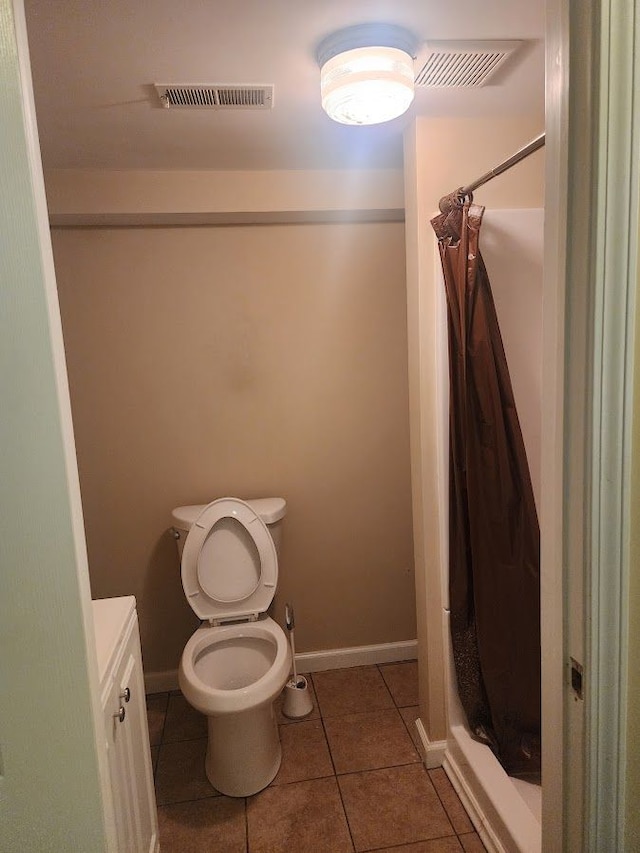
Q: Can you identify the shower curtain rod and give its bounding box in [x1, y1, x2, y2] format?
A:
[444, 132, 546, 208]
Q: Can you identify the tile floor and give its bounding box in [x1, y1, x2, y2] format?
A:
[146, 662, 487, 853]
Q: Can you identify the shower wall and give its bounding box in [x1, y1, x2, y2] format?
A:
[482, 209, 544, 510]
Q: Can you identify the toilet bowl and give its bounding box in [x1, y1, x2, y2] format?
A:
[171, 496, 290, 797]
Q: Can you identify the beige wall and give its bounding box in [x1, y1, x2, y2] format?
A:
[52, 221, 415, 676]
[45, 168, 404, 220]
[403, 115, 545, 744]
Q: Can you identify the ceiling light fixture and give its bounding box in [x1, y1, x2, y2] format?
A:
[317, 24, 417, 126]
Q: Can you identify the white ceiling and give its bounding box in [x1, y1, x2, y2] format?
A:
[24, 0, 545, 172]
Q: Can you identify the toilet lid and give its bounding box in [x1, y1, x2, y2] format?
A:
[181, 497, 278, 622]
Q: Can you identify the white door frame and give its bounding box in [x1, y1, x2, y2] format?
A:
[584, 0, 638, 848]
[547, 0, 639, 849]
[1, 2, 112, 850]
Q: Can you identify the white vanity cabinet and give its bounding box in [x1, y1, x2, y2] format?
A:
[93, 596, 159, 853]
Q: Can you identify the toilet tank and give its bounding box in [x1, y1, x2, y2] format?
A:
[170, 497, 286, 558]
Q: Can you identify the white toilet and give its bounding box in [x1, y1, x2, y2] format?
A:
[170, 497, 291, 797]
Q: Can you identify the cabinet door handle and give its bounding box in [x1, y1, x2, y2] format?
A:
[114, 706, 126, 723]
[120, 687, 131, 703]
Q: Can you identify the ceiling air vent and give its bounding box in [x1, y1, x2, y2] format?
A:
[154, 84, 274, 110]
[414, 41, 522, 88]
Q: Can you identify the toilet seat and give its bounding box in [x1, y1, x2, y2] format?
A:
[181, 497, 278, 624]
[179, 616, 290, 716]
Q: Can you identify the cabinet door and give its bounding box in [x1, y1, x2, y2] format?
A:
[118, 627, 158, 853]
[104, 675, 137, 852]
[105, 622, 159, 853]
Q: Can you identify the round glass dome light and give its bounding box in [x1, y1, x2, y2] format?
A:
[320, 45, 415, 126]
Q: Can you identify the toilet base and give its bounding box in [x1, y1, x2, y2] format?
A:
[205, 701, 282, 797]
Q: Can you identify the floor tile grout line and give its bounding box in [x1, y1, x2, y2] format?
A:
[428, 767, 453, 819]
[333, 774, 357, 853]
[320, 705, 411, 721]
[374, 663, 397, 707]
[319, 699, 420, 775]
[160, 734, 209, 746]
[148, 694, 169, 779]
[312, 674, 418, 774]
[377, 660, 419, 709]
[312, 677, 357, 853]
[310, 707, 398, 720]
[149, 691, 170, 749]
[333, 757, 423, 778]
[357, 828, 466, 852]
[427, 766, 480, 837]
[150, 666, 484, 851]
[425, 766, 462, 839]
[154, 768, 480, 817]
[153, 772, 480, 846]
[458, 831, 487, 852]
[270, 769, 335, 788]
[308, 671, 325, 720]
[397, 705, 422, 754]
[244, 795, 249, 853]
[152, 748, 160, 782]
[156, 792, 223, 809]
[312, 664, 398, 716]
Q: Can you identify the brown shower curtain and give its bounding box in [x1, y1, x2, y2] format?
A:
[431, 199, 541, 776]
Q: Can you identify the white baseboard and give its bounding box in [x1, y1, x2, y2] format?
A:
[144, 638, 417, 695]
[294, 639, 417, 672]
[414, 717, 447, 769]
